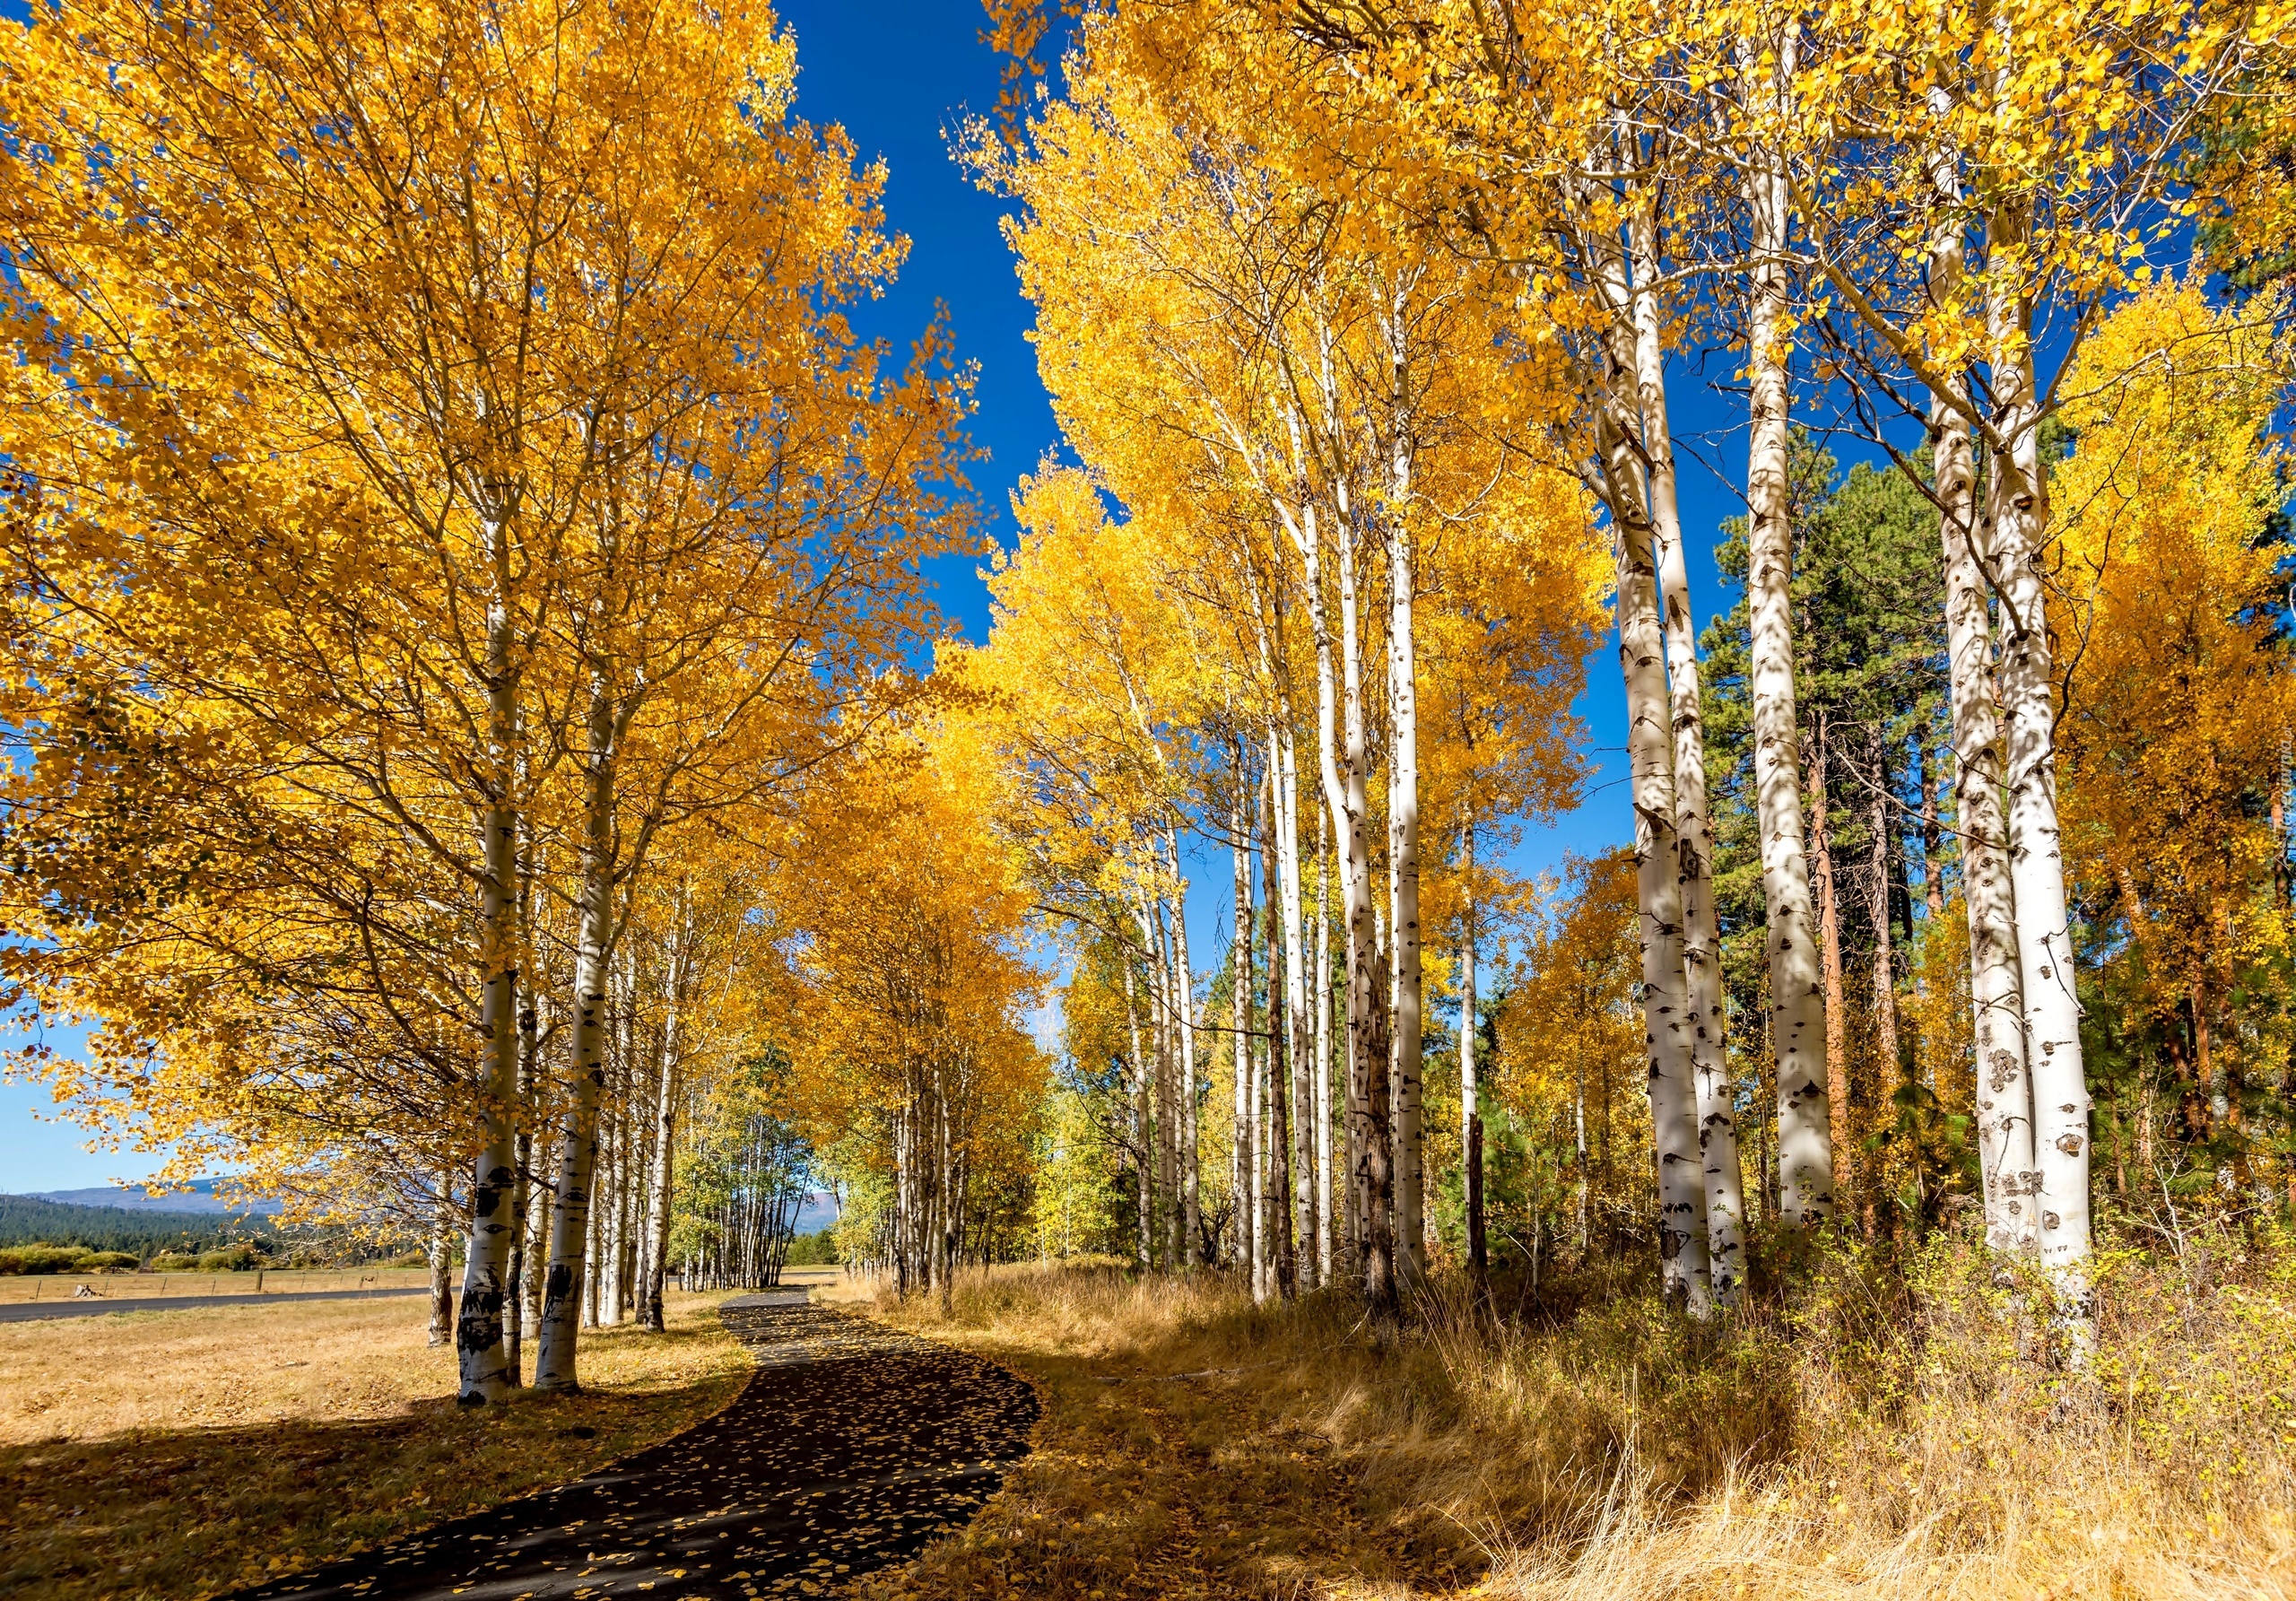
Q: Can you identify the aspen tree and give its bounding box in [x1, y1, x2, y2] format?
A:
[1161, 830, 1205, 1265]
[1234, 750, 1257, 1271]
[1277, 725, 1318, 1290]
[1460, 813, 1488, 1294]
[1920, 123, 2037, 1256]
[1737, 23, 1837, 1231]
[1315, 805, 1336, 1281]
[1633, 200, 1749, 1292]
[1387, 426, 1428, 1284]
[1765, 0, 2280, 1323]
[1263, 763, 1300, 1298]
[1606, 406, 1715, 1317]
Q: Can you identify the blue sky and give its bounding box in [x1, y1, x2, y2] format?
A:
[1, 0, 1776, 1190]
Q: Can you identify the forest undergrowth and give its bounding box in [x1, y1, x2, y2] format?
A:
[0, 1290, 749, 1601]
[851, 1219, 2296, 1601]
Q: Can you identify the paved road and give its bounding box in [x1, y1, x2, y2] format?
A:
[0, 1285, 439, 1323]
[227, 1291, 1039, 1600]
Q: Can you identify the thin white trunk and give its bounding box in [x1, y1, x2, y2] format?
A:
[535, 688, 619, 1388]
[1926, 115, 2035, 1258]
[1163, 831, 1203, 1266]
[428, 1171, 455, 1347]
[1154, 898, 1181, 1268]
[1123, 955, 1150, 1268]
[1632, 203, 1747, 1298]
[1314, 793, 1334, 1282]
[639, 902, 684, 1333]
[1333, 516, 1394, 1311]
[1290, 497, 1381, 1299]
[1259, 755, 1298, 1296]
[597, 1098, 622, 1327]
[1740, 34, 1835, 1224]
[1607, 404, 1714, 1318]
[1250, 1014, 1267, 1300]
[1382, 284, 1426, 1282]
[1232, 757, 1253, 1273]
[1387, 500, 1424, 1283]
[1460, 814, 1485, 1287]
[1275, 723, 1315, 1289]
[1985, 188, 2092, 1332]
[458, 523, 522, 1404]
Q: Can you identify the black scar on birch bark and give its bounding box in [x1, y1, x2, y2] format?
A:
[227, 1297, 1038, 1601]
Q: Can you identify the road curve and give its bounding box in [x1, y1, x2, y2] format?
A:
[226, 1291, 1039, 1601]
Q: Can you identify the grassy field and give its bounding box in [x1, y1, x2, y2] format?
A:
[0, 1266, 436, 1305]
[0, 1290, 751, 1601]
[844, 1240, 2296, 1601]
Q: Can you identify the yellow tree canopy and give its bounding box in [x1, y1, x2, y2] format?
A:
[2055, 283, 2296, 1047]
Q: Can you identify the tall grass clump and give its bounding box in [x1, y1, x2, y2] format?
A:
[867, 1216, 2296, 1598]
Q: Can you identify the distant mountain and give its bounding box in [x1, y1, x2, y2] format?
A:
[793, 1191, 838, 1235]
[30, 1179, 281, 1216]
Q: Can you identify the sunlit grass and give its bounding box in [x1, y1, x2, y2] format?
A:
[850, 1227, 2296, 1600]
[0, 1289, 750, 1600]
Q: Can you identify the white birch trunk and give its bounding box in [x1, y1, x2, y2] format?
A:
[1258, 757, 1298, 1297]
[1275, 724, 1315, 1289]
[1607, 405, 1714, 1317]
[1333, 514, 1395, 1311]
[639, 905, 683, 1333]
[1162, 831, 1203, 1266]
[596, 1099, 622, 1327]
[428, 1172, 455, 1347]
[1314, 793, 1334, 1283]
[1381, 284, 1426, 1280]
[1387, 501, 1425, 1284]
[1123, 956, 1150, 1269]
[534, 688, 619, 1388]
[1740, 39, 1835, 1224]
[1985, 203, 2092, 1329]
[1926, 108, 2035, 1256]
[1250, 1017, 1267, 1300]
[1288, 495, 1380, 1299]
[1460, 814, 1486, 1289]
[1154, 899, 1181, 1268]
[457, 524, 522, 1404]
[1632, 204, 1747, 1297]
[1232, 758, 1253, 1273]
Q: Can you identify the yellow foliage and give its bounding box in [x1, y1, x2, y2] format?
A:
[2054, 283, 2296, 1058]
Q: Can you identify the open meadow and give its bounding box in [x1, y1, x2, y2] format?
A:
[0, 1291, 749, 1601]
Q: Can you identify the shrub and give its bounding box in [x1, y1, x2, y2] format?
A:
[0, 1243, 91, 1275]
[195, 1244, 262, 1271]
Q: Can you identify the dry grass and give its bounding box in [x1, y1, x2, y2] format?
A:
[845, 1228, 2296, 1601]
[0, 1267, 435, 1306]
[0, 1290, 752, 1600]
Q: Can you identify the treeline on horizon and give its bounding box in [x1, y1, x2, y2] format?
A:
[0, 1194, 397, 1263]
